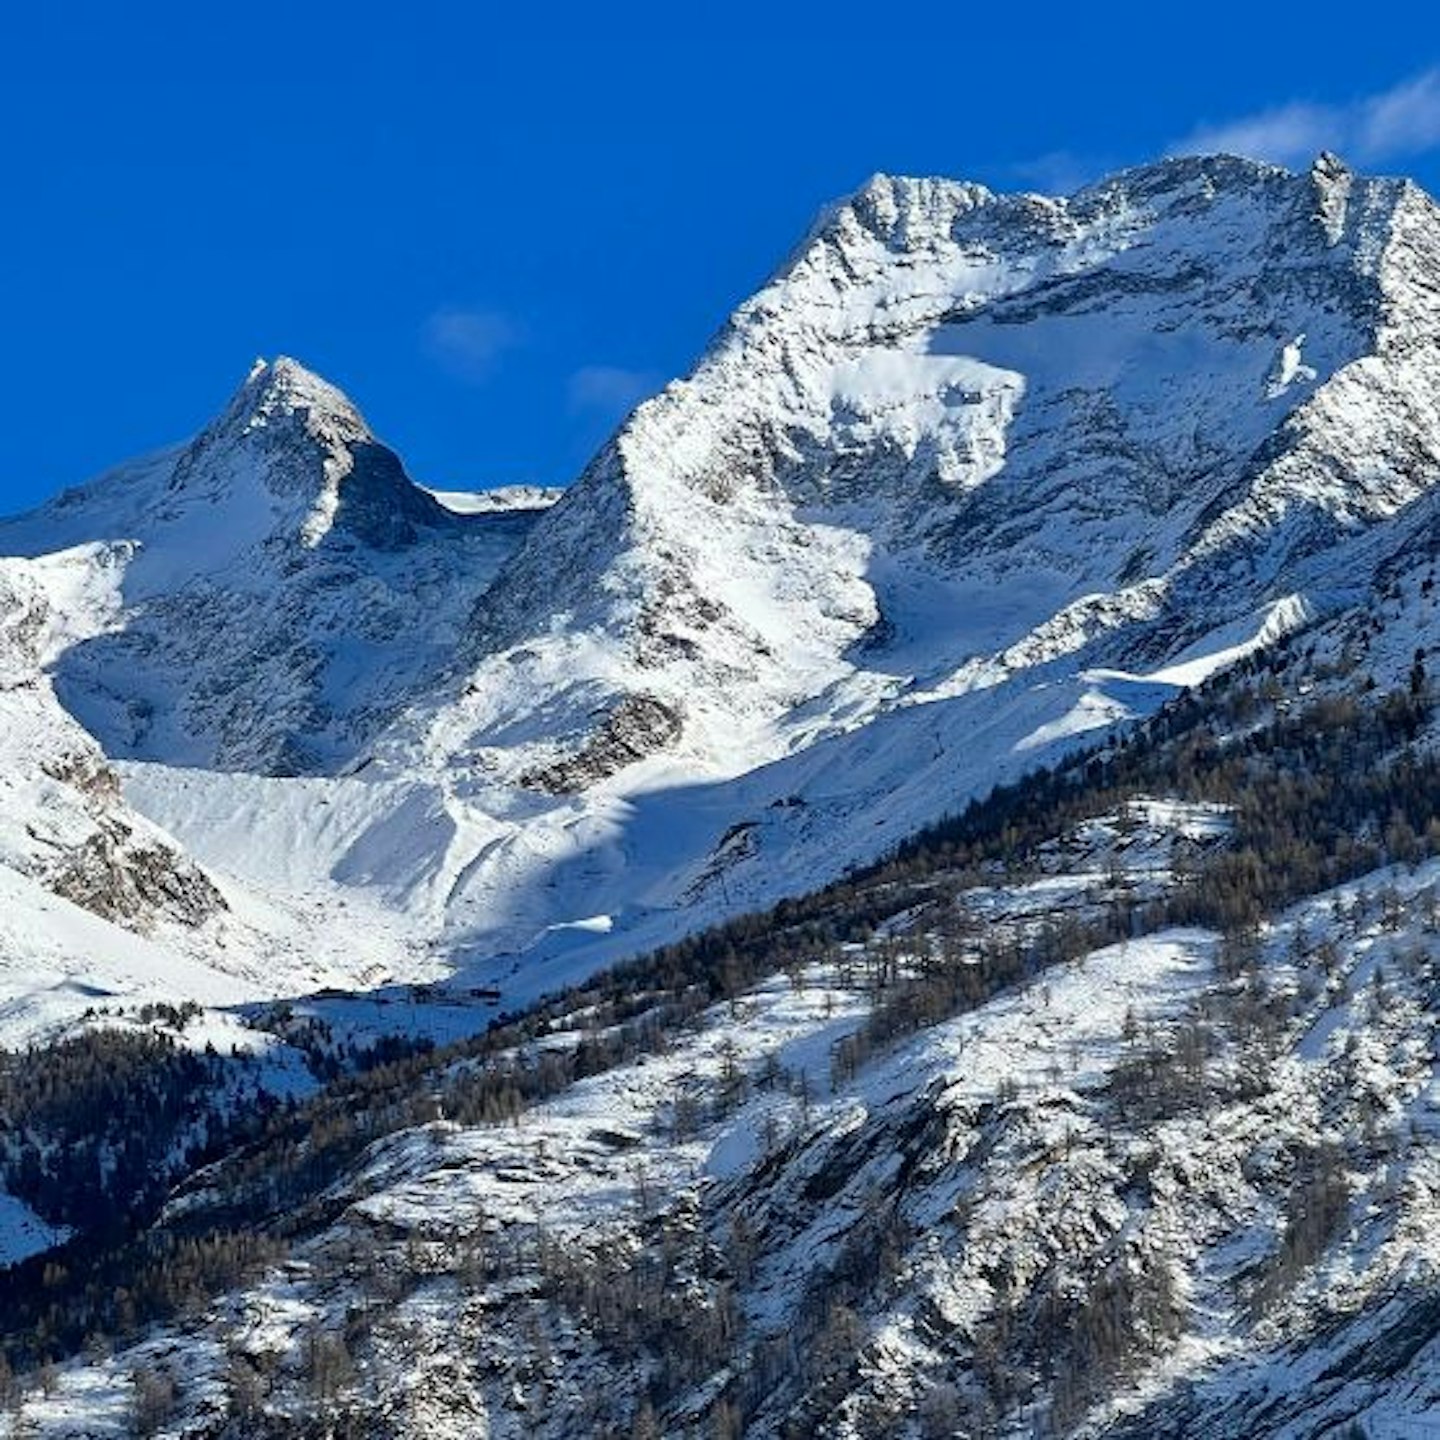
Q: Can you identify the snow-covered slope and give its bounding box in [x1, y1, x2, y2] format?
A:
[0, 545, 444, 1049]
[10, 152, 1440, 1015]
[0, 548, 223, 932]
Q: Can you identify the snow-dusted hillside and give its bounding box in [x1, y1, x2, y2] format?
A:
[18, 630, 1440, 1436]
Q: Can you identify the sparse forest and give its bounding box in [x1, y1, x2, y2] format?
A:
[5, 646, 1440, 1434]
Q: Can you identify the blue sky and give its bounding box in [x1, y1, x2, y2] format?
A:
[5, 2, 1440, 512]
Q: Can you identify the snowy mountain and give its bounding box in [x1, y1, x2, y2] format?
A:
[0, 358, 553, 776]
[0, 360, 558, 1058]
[12, 149, 1440, 1434]
[9, 152, 1440, 1012]
[307, 150, 1440, 979]
[431, 147, 1420, 776]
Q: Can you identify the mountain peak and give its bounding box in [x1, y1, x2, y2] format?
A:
[1312, 149, 1351, 181]
[802, 172, 999, 258]
[170, 356, 450, 552]
[849, 170, 996, 213]
[801, 154, 1307, 273]
[1069, 151, 1288, 211]
[219, 354, 367, 445]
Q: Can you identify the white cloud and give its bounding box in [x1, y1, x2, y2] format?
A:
[422, 306, 519, 383]
[567, 365, 659, 419]
[1359, 69, 1440, 158]
[1170, 68, 1440, 168]
[1173, 102, 1337, 167]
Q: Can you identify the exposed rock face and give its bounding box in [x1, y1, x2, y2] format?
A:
[519, 694, 684, 793]
[0, 557, 225, 933]
[48, 826, 225, 929]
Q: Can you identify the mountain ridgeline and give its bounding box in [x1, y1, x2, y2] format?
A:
[5, 153, 1440, 1436]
